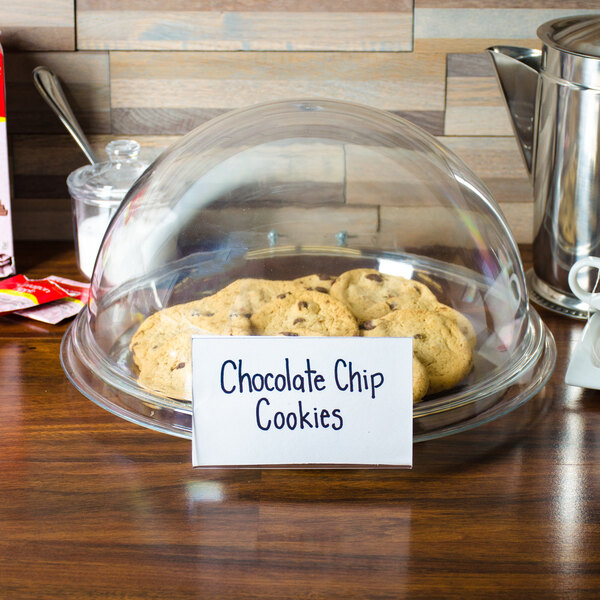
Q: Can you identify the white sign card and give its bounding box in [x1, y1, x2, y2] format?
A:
[191, 336, 413, 468]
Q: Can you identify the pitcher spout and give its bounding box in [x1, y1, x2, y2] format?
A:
[487, 46, 542, 176]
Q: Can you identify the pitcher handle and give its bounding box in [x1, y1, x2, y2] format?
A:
[569, 257, 600, 310]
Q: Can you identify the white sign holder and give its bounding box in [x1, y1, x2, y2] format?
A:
[191, 336, 413, 468]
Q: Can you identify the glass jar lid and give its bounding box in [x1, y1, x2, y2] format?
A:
[67, 140, 148, 206]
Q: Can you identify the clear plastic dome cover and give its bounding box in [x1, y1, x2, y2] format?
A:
[61, 98, 555, 441]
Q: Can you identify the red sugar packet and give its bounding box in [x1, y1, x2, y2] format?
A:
[0, 274, 90, 323]
[0, 274, 69, 313]
[14, 275, 90, 324]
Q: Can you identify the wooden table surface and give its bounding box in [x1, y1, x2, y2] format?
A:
[1, 242, 599, 600]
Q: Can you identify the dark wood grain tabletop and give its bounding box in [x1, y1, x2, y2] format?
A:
[1, 242, 599, 600]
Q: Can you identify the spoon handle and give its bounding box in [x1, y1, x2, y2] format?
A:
[33, 66, 99, 165]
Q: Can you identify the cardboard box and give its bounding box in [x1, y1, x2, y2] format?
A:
[0, 37, 14, 278]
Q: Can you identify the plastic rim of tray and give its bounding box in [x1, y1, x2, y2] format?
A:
[60, 303, 556, 443]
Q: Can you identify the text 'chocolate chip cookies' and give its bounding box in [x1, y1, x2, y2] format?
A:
[130, 269, 475, 404]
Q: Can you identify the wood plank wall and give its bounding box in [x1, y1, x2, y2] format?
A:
[1, 1, 597, 243]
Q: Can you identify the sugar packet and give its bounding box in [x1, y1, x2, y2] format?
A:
[14, 276, 90, 324]
[0, 274, 89, 323]
[0, 274, 69, 313]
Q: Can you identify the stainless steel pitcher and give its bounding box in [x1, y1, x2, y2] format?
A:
[488, 15, 600, 317]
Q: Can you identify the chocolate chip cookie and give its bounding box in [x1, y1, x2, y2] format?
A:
[293, 273, 336, 294]
[330, 268, 439, 322]
[361, 308, 473, 394]
[136, 333, 193, 400]
[412, 355, 429, 403]
[382, 296, 477, 349]
[251, 289, 359, 337]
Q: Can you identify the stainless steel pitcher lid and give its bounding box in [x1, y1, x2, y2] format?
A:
[538, 15, 600, 59]
[538, 15, 600, 89]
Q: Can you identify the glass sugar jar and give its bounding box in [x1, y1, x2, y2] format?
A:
[67, 140, 148, 278]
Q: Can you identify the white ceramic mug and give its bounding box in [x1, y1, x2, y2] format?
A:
[568, 257, 600, 311]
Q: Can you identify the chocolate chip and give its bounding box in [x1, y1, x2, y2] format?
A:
[277, 293, 288, 299]
[281, 332, 299, 336]
[414, 333, 425, 339]
[172, 362, 186, 370]
[360, 321, 376, 330]
[315, 287, 329, 294]
[386, 301, 397, 310]
[293, 318, 306, 325]
[365, 273, 383, 282]
[298, 301, 308, 309]
[243, 313, 251, 319]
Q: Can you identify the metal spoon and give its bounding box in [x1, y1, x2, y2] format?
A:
[32, 66, 99, 165]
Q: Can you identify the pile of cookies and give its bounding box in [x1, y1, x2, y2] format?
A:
[130, 268, 475, 403]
